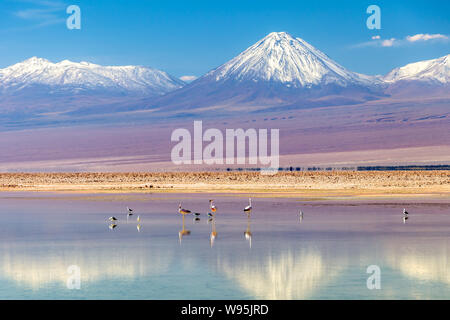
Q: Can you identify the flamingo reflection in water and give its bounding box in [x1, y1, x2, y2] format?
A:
[244, 215, 252, 248]
[210, 218, 218, 248]
[179, 215, 191, 243]
[109, 223, 117, 230]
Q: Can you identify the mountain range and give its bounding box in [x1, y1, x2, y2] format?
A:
[0, 57, 184, 95]
[0, 32, 448, 127]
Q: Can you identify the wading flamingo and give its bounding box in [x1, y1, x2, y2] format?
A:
[209, 200, 217, 213]
[244, 198, 252, 213]
[178, 203, 191, 215]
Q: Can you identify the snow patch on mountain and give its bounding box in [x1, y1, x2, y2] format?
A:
[384, 54, 449, 84]
[0, 57, 184, 96]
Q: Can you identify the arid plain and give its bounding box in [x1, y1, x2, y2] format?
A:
[1, 171, 448, 200]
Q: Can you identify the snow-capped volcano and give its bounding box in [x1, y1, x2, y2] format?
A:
[0, 57, 184, 96]
[207, 31, 375, 87]
[384, 54, 449, 84]
[148, 32, 383, 114]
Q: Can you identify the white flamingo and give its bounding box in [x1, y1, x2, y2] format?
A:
[244, 198, 252, 213]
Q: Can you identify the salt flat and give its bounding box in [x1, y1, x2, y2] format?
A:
[0, 171, 448, 200]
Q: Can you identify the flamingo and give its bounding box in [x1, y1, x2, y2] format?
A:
[178, 203, 191, 215]
[108, 216, 118, 222]
[244, 198, 252, 213]
[403, 208, 409, 215]
[209, 200, 217, 213]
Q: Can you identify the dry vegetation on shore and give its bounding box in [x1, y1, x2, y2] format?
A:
[0, 171, 449, 198]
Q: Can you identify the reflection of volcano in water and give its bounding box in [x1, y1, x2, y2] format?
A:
[217, 248, 343, 299]
[0, 241, 173, 289]
[1, 198, 450, 299]
[385, 243, 450, 285]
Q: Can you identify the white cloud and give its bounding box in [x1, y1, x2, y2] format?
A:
[381, 38, 396, 47]
[406, 33, 448, 42]
[12, 0, 66, 28]
[180, 75, 198, 82]
[352, 32, 448, 49]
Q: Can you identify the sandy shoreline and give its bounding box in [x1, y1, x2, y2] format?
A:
[0, 171, 449, 200]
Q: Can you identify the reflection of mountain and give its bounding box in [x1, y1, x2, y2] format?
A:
[217, 249, 343, 299]
[385, 244, 450, 285]
[0, 242, 173, 289]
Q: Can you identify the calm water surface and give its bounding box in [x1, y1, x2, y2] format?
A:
[0, 192, 449, 299]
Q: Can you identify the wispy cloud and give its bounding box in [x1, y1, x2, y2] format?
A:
[381, 38, 396, 47]
[180, 75, 198, 82]
[406, 33, 448, 42]
[11, 0, 67, 29]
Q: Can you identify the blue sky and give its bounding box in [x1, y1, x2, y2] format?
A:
[0, 0, 449, 78]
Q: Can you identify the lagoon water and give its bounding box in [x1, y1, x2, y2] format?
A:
[0, 192, 449, 300]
